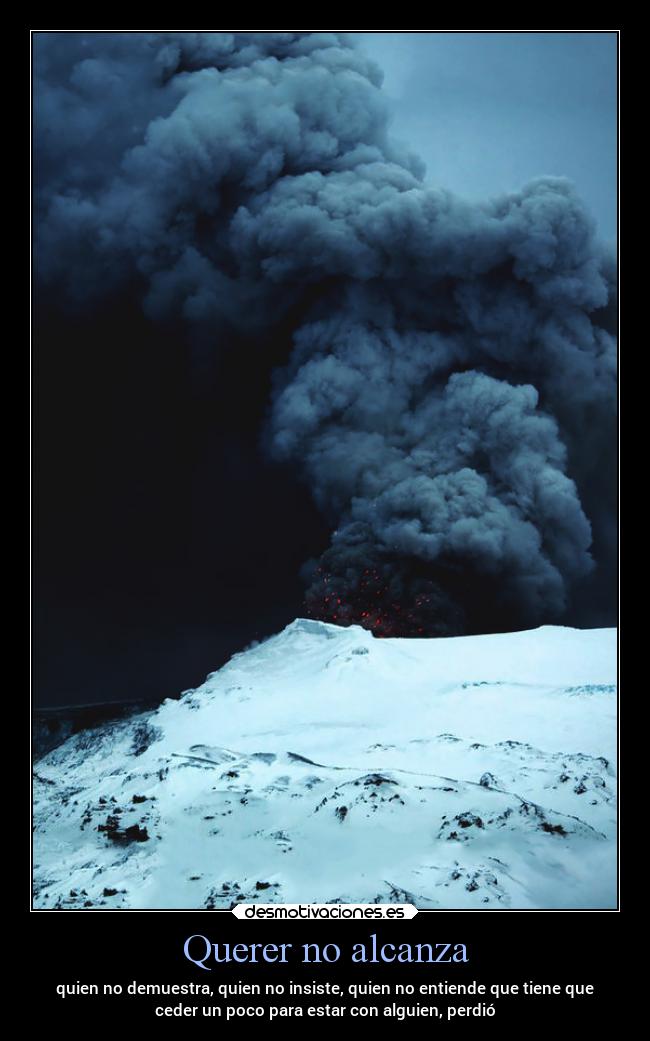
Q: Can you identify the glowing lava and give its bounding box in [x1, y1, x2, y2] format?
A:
[304, 563, 461, 638]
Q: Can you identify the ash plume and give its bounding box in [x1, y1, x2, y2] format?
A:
[35, 31, 617, 636]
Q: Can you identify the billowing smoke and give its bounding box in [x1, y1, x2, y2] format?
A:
[35, 32, 617, 636]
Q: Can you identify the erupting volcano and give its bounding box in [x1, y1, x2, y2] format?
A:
[33, 31, 618, 918]
[304, 558, 464, 637]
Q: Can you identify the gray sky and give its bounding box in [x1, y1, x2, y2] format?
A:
[355, 31, 617, 244]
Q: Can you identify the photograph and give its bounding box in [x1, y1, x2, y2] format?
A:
[33, 30, 618, 911]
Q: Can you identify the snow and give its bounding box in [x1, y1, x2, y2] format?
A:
[33, 619, 617, 910]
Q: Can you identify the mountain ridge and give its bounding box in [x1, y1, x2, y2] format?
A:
[33, 620, 617, 910]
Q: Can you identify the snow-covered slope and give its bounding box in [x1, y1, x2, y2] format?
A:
[33, 620, 617, 910]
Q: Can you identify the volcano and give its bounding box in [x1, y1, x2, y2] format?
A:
[33, 619, 616, 910]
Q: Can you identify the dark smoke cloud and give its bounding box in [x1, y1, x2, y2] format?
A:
[35, 31, 617, 636]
